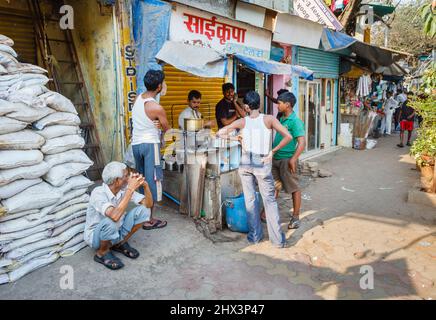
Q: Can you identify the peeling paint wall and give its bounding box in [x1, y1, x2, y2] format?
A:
[65, 0, 121, 163]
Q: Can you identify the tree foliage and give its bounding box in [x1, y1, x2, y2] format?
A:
[372, 0, 436, 56]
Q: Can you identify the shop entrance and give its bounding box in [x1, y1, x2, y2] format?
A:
[236, 64, 256, 98]
[299, 80, 321, 152]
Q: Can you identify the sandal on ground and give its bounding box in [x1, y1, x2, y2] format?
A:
[113, 242, 140, 259]
[397, 143, 404, 148]
[143, 219, 167, 230]
[94, 251, 124, 270]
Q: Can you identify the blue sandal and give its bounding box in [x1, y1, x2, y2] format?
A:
[94, 251, 124, 270]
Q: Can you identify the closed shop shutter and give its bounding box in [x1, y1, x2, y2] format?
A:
[160, 64, 224, 131]
[297, 47, 339, 79]
[0, 9, 37, 65]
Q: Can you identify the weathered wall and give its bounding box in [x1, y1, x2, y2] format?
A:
[170, 0, 236, 18]
[65, 0, 121, 163]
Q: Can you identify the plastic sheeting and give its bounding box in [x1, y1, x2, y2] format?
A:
[132, 0, 171, 94]
[156, 41, 228, 78]
[234, 54, 314, 80]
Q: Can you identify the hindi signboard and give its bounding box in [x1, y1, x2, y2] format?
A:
[169, 3, 272, 59]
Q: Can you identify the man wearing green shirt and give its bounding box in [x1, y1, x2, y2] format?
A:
[271, 92, 306, 229]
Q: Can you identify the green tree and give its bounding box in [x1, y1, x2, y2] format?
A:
[420, 1, 436, 37]
[372, 0, 436, 56]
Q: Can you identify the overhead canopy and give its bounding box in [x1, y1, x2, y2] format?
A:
[155, 41, 228, 78]
[234, 54, 314, 80]
[156, 41, 315, 80]
[320, 28, 405, 67]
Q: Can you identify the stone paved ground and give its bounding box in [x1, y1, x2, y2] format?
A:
[0, 134, 435, 300]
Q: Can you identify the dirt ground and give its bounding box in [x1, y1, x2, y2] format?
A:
[0, 134, 435, 300]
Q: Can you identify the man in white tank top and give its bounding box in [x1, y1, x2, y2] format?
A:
[217, 91, 292, 248]
[131, 70, 170, 230]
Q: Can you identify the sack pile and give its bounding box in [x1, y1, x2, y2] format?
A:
[0, 34, 93, 284]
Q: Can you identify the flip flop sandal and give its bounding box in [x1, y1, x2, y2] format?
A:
[142, 219, 167, 230]
[94, 251, 124, 270]
[113, 242, 140, 259]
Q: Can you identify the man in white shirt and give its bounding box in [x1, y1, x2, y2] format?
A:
[382, 91, 399, 135]
[178, 90, 213, 130]
[84, 162, 153, 270]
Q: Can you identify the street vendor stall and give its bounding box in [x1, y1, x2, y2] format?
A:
[154, 40, 314, 233]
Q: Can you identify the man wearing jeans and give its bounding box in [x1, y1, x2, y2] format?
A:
[217, 91, 292, 248]
[131, 70, 169, 230]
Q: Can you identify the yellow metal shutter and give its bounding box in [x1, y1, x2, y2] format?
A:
[0, 9, 37, 65]
[160, 64, 224, 131]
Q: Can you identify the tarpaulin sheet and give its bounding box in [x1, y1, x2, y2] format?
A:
[155, 41, 228, 78]
[234, 54, 314, 80]
[132, 0, 171, 93]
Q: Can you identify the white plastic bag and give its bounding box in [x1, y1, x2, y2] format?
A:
[124, 144, 136, 168]
[44, 149, 93, 168]
[6, 103, 55, 123]
[0, 117, 27, 134]
[41, 134, 85, 155]
[0, 161, 50, 186]
[0, 150, 43, 169]
[0, 130, 45, 150]
[1, 181, 63, 214]
[36, 125, 80, 140]
[0, 178, 42, 199]
[33, 112, 81, 130]
[40, 91, 78, 114]
[44, 162, 92, 187]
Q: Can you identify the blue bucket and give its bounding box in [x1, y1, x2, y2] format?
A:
[225, 192, 261, 233]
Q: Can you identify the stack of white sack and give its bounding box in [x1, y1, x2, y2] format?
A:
[0, 34, 94, 285]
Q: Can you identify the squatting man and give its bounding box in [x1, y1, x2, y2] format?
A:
[84, 162, 153, 270]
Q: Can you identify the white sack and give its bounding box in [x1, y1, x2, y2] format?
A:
[44, 149, 93, 168]
[8, 254, 59, 282]
[0, 222, 54, 243]
[0, 51, 18, 65]
[0, 35, 14, 46]
[0, 161, 49, 186]
[40, 91, 78, 114]
[60, 241, 87, 257]
[0, 99, 16, 116]
[0, 150, 43, 170]
[0, 130, 45, 150]
[0, 117, 27, 134]
[0, 179, 42, 199]
[53, 204, 88, 222]
[40, 188, 88, 216]
[5, 63, 47, 75]
[1, 181, 62, 213]
[0, 209, 39, 223]
[41, 135, 85, 155]
[33, 112, 80, 130]
[36, 125, 80, 140]
[0, 44, 17, 57]
[6, 103, 55, 123]
[44, 162, 92, 187]
[0, 230, 51, 253]
[58, 175, 93, 193]
[52, 217, 86, 238]
[53, 210, 86, 229]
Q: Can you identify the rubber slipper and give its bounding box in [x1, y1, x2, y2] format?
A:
[143, 219, 167, 230]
